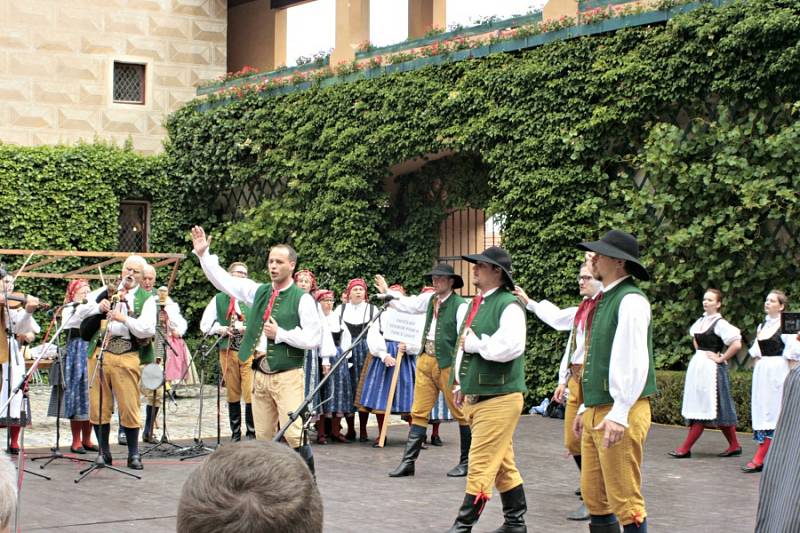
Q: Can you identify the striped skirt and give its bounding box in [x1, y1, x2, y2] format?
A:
[348, 339, 370, 411]
[320, 348, 353, 415]
[429, 391, 454, 423]
[47, 337, 90, 420]
[303, 348, 322, 418]
[358, 341, 416, 414]
[755, 366, 800, 532]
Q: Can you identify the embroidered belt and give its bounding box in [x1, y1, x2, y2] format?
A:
[106, 337, 134, 355]
[424, 340, 436, 357]
[465, 394, 504, 405]
[252, 353, 289, 375]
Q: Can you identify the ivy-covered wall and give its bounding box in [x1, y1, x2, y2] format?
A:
[2, 0, 798, 404]
[163, 0, 800, 400]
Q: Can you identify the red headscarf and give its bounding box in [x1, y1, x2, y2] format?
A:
[346, 278, 368, 297]
[294, 270, 318, 293]
[315, 289, 334, 302]
[65, 279, 89, 303]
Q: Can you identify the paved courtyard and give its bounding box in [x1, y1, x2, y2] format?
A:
[12, 386, 761, 532]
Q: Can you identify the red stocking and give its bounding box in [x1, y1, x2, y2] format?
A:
[432, 422, 441, 438]
[719, 425, 740, 452]
[676, 423, 704, 454]
[70, 420, 83, 449]
[752, 438, 772, 466]
[9, 426, 21, 450]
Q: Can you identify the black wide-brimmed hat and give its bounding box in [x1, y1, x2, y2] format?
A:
[462, 246, 514, 290]
[424, 263, 464, 289]
[577, 230, 650, 281]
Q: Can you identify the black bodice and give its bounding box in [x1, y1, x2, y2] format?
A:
[757, 326, 785, 357]
[694, 318, 725, 352]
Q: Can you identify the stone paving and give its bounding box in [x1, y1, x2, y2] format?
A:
[12, 390, 762, 533]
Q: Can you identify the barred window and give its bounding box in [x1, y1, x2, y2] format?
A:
[118, 201, 149, 252]
[113, 62, 146, 104]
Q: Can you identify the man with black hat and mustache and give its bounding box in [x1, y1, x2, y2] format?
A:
[573, 230, 655, 533]
[445, 247, 528, 533]
[374, 264, 470, 478]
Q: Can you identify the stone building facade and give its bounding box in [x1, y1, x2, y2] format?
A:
[0, 0, 227, 153]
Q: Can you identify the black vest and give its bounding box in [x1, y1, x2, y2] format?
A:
[758, 327, 785, 357]
[694, 318, 724, 352]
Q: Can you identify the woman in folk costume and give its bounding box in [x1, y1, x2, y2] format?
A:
[357, 284, 419, 446]
[47, 279, 102, 454]
[294, 271, 322, 421]
[294, 271, 337, 444]
[0, 274, 41, 455]
[318, 289, 354, 443]
[333, 278, 380, 442]
[743, 290, 800, 473]
[669, 289, 743, 459]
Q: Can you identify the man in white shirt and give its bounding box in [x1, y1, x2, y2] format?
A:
[191, 226, 322, 476]
[573, 230, 655, 533]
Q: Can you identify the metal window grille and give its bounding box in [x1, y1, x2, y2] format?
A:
[438, 208, 501, 297]
[113, 62, 145, 104]
[118, 201, 149, 252]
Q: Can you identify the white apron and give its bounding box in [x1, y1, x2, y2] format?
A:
[0, 341, 25, 423]
[681, 350, 718, 420]
[751, 356, 790, 431]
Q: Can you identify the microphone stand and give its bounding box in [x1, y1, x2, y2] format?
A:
[179, 329, 224, 461]
[274, 301, 391, 449]
[141, 312, 186, 457]
[75, 285, 142, 483]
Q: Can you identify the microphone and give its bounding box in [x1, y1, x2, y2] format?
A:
[47, 299, 88, 316]
[371, 293, 396, 302]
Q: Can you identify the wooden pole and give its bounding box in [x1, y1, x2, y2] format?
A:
[377, 345, 405, 448]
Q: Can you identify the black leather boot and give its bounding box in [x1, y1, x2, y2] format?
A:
[142, 406, 152, 443]
[95, 424, 113, 465]
[245, 403, 256, 440]
[388, 425, 426, 477]
[447, 493, 486, 532]
[489, 485, 527, 532]
[294, 444, 316, 480]
[589, 515, 621, 532]
[123, 427, 143, 470]
[228, 402, 242, 441]
[447, 425, 471, 477]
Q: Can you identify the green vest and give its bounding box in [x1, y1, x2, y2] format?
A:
[215, 293, 250, 349]
[237, 283, 305, 370]
[420, 292, 466, 369]
[86, 286, 154, 360]
[457, 289, 527, 395]
[582, 278, 657, 407]
[135, 287, 156, 364]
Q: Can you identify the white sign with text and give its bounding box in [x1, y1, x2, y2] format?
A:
[382, 308, 425, 347]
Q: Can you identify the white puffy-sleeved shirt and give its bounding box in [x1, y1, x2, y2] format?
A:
[195, 250, 321, 353]
[688, 313, 741, 348]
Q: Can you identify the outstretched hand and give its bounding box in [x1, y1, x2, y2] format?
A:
[191, 226, 212, 256]
[374, 274, 388, 294]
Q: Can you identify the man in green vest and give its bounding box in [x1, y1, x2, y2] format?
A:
[200, 261, 255, 441]
[192, 226, 321, 476]
[375, 264, 471, 478]
[87, 255, 156, 470]
[573, 230, 656, 533]
[446, 247, 528, 533]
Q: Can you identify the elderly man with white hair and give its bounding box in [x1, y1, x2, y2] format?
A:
[85, 255, 156, 470]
